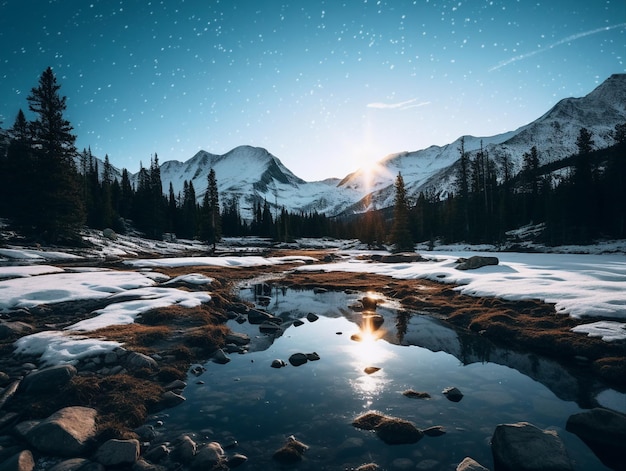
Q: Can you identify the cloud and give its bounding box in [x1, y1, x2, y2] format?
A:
[489, 23, 626, 72]
[367, 98, 430, 110]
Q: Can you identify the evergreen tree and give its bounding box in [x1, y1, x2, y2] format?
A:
[390, 172, 413, 252]
[200, 169, 221, 249]
[27, 67, 84, 242]
[454, 136, 470, 239]
[3, 110, 35, 222]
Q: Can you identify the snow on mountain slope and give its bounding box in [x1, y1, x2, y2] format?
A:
[120, 74, 624, 219]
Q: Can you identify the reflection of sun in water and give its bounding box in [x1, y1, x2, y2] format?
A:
[348, 312, 394, 406]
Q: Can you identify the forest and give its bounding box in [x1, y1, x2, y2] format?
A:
[1, 68, 625, 249]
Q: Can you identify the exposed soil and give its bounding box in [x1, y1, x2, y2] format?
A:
[1, 250, 624, 444]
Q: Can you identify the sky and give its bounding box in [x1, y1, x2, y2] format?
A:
[1, 1, 624, 181]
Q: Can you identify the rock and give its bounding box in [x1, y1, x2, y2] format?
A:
[0, 372, 10, 387]
[402, 389, 431, 399]
[352, 411, 386, 430]
[375, 416, 423, 445]
[247, 308, 275, 324]
[126, 352, 158, 370]
[565, 407, 626, 449]
[259, 322, 282, 333]
[48, 458, 92, 471]
[172, 435, 197, 464]
[95, 439, 140, 466]
[271, 359, 287, 368]
[565, 407, 626, 470]
[306, 352, 320, 361]
[491, 422, 572, 471]
[313, 287, 328, 294]
[226, 454, 248, 468]
[273, 436, 308, 464]
[293, 319, 304, 327]
[211, 349, 231, 364]
[288, 353, 308, 367]
[378, 252, 424, 263]
[456, 255, 499, 270]
[0, 450, 34, 471]
[18, 364, 77, 394]
[422, 426, 446, 437]
[225, 332, 251, 346]
[192, 442, 224, 469]
[456, 457, 490, 471]
[102, 228, 118, 240]
[364, 366, 381, 374]
[143, 444, 169, 463]
[355, 464, 380, 471]
[442, 386, 464, 402]
[161, 390, 186, 408]
[0, 381, 20, 410]
[132, 459, 161, 471]
[306, 312, 319, 322]
[24, 406, 98, 456]
[0, 321, 34, 340]
[164, 379, 187, 391]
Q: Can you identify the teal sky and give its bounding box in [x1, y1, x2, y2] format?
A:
[1, 0, 624, 181]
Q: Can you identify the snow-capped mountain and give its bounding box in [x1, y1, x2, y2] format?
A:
[138, 74, 626, 219]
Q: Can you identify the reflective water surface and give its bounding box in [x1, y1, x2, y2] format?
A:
[152, 285, 622, 470]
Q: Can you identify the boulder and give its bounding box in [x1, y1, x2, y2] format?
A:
[18, 364, 77, 394]
[306, 312, 319, 322]
[225, 332, 250, 346]
[402, 389, 431, 399]
[456, 457, 489, 471]
[456, 256, 499, 270]
[161, 390, 186, 408]
[288, 353, 308, 367]
[94, 439, 140, 466]
[361, 296, 378, 310]
[565, 407, 626, 449]
[24, 406, 98, 456]
[566, 408, 626, 470]
[375, 416, 423, 445]
[0, 450, 34, 471]
[378, 253, 424, 263]
[192, 442, 224, 469]
[355, 464, 380, 471]
[247, 309, 275, 324]
[422, 425, 446, 437]
[126, 352, 158, 370]
[364, 366, 381, 375]
[271, 359, 287, 368]
[0, 381, 20, 410]
[491, 422, 572, 471]
[273, 436, 308, 464]
[442, 386, 464, 402]
[226, 454, 248, 468]
[102, 228, 118, 240]
[172, 435, 197, 464]
[0, 321, 34, 340]
[48, 458, 92, 471]
[211, 349, 231, 364]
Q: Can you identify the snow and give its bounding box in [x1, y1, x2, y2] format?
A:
[3, 247, 625, 368]
[124, 254, 318, 268]
[296, 250, 626, 340]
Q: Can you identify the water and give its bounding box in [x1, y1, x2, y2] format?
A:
[152, 286, 620, 470]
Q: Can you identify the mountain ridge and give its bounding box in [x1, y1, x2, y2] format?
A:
[122, 74, 625, 220]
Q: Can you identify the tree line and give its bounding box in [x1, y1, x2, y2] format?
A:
[1, 67, 624, 249]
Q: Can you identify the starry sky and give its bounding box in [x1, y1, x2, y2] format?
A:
[1, 1, 624, 181]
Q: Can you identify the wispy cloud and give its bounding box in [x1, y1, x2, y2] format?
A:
[367, 98, 430, 110]
[489, 23, 626, 72]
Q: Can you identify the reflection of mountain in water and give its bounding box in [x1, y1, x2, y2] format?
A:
[237, 285, 620, 411]
[389, 311, 614, 409]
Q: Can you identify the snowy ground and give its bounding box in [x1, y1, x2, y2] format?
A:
[1, 232, 625, 366]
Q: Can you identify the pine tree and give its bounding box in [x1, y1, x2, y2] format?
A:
[200, 168, 221, 249]
[390, 172, 413, 252]
[27, 67, 84, 242]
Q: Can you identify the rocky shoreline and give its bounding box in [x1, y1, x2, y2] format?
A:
[0, 252, 624, 470]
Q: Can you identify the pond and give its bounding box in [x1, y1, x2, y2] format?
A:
[152, 284, 622, 470]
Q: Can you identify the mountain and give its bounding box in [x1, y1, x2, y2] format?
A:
[132, 74, 626, 220]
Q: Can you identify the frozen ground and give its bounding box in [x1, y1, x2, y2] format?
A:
[1, 232, 625, 366]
